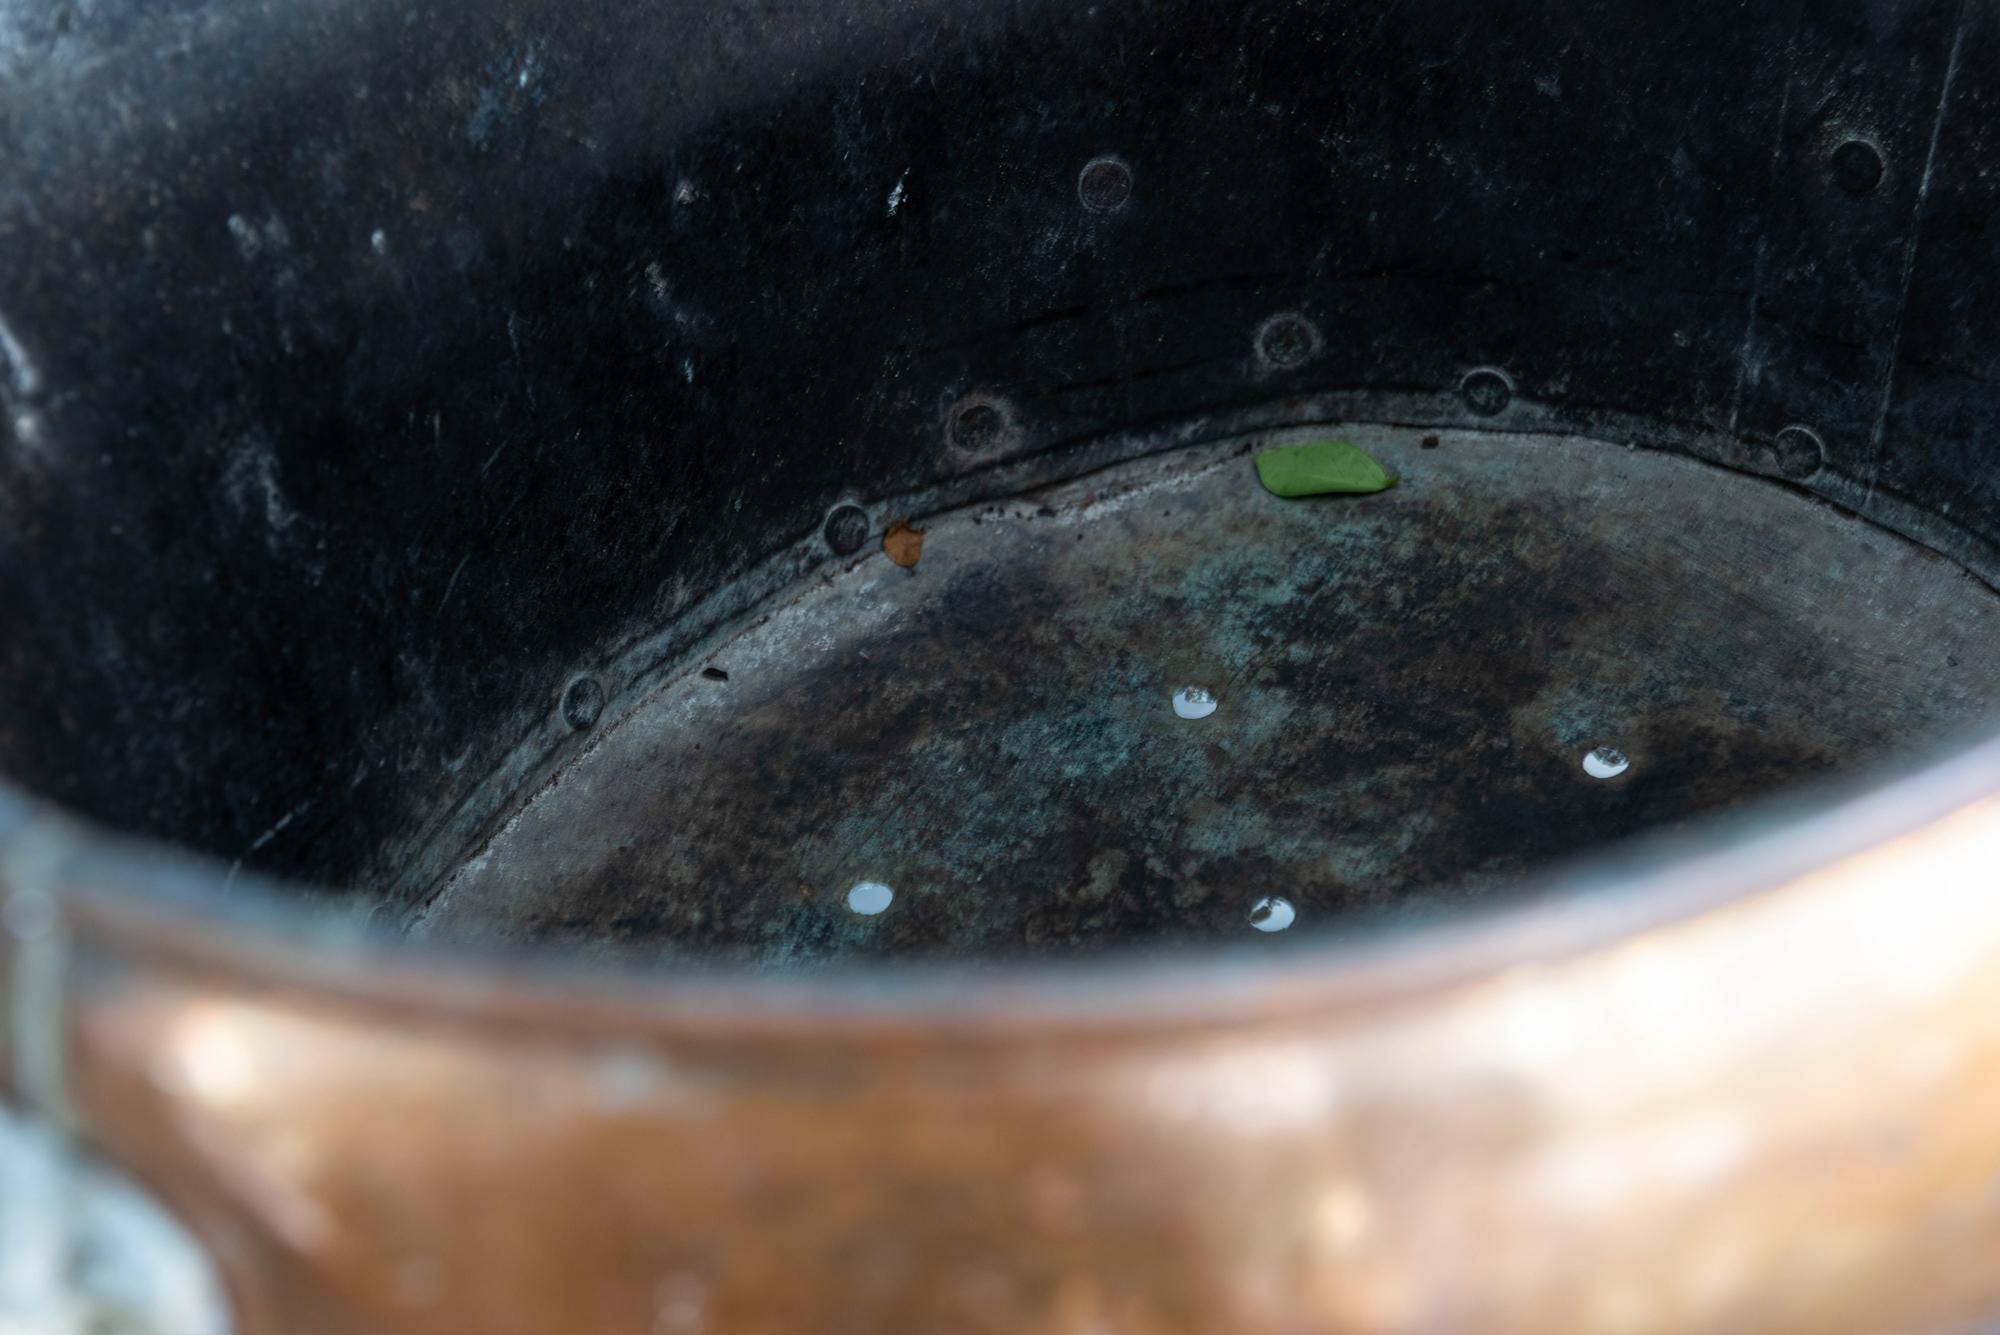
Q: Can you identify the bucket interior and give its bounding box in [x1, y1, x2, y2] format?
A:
[2, 0, 1997, 966]
[420, 422, 2000, 962]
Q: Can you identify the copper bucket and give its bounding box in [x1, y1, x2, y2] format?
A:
[2, 0, 1997, 1329]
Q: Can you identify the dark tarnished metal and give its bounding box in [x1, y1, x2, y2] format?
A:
[2, 0, 1997, 904]
[415, 423, 2000, 962]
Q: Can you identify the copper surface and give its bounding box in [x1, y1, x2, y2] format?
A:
[7, 736, 2000, 1332]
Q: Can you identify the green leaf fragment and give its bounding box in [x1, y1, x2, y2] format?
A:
[1252, 440, 1398, 497]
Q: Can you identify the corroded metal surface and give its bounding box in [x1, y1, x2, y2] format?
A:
[9, 0, 2000, 909]
[416, 424, 2000, 961]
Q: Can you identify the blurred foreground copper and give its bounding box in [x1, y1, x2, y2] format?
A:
[3, 733, 1999, 1333]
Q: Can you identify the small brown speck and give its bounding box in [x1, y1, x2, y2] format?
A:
[1421, 435, 1440, 450]
[883, 520, 924, 567]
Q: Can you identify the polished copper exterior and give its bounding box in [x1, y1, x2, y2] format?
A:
[7, 735, 2000, 1333]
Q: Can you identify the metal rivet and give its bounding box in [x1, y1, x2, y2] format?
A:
[946, 395, 1017, 457]
[1255, 312, 1321, 370]
[1774, 425, 1825, 480]
[1830, 139, 1884, 196]
[1460, 367, 1514, 416]
[1077, 156, 1133, 213]
[561, 676, 604, 731]
[824, 504, 871, 556]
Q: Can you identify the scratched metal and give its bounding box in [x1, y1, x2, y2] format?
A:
[416, 424, 2000, 963]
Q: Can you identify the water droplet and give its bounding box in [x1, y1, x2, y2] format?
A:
[1172, 686, 1217, 720]
[1583, 746, 1630, 779]
[847, 881, 894, 915]
[1249, 896, 1295, 932]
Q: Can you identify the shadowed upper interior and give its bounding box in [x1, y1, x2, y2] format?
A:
[0, 0, 1996, 960]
